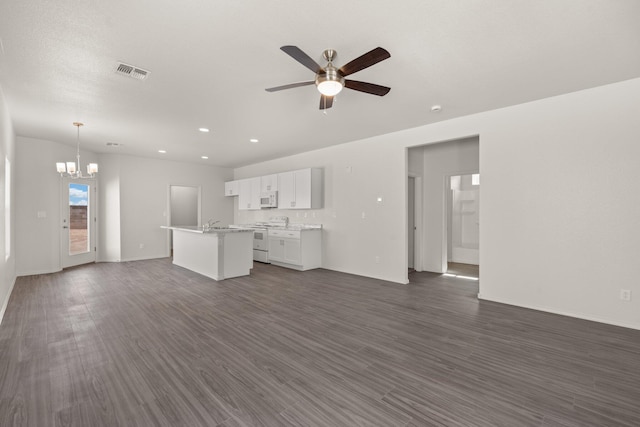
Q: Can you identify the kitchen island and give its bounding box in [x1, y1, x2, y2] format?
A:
[161, 226, 254, 280]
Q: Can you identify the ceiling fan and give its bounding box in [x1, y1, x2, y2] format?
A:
[265, 46, 391, 110]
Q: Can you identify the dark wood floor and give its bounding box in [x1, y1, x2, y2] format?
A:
[1, 260, 639, 426]
[446, 262, 479, 278]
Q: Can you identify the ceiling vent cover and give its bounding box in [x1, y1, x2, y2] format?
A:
[114, 62, 150, 81]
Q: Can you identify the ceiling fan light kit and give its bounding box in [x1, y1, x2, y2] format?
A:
[266, 45, 391, 109]
[316, 49, 345, 96]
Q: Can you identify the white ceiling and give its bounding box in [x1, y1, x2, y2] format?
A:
[1, 0, 639, 168]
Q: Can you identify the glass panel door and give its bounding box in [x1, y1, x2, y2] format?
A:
[61, 178, 96, 268]
[69, 182, 90, 255]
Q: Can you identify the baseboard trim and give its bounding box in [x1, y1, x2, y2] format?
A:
[478, 293, 640, 331]
[0, 276, 17, 326]
[17, 267, 62, 277]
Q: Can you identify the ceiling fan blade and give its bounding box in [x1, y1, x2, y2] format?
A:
[319, 95, 334, 110]
[265, 81, 315, 92]
[280, 46, 323, 73]
[344, 80, 391, 96]
[338, 47, 390, 77]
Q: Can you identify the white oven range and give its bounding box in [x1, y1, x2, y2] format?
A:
[251, 227, 269, 263]
[231, 216, 290, 263]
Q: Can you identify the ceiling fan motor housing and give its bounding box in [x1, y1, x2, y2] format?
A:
[315, 64, 345, 88]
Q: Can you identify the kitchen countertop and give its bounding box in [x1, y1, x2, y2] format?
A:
[232, 223, 322, 231]
[161, 225, 255, 234]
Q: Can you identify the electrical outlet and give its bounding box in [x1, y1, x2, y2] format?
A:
[620, 289, 632, 301]
[375, 256, 380, 264]
[139, 243, 144, 249]
[361, 212, 366, 219]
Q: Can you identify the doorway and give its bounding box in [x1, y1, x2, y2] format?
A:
[407, 174, 422, 272]
[406, 136, 479, 279]
[408, 177, 415, 270]
[170, 185, 200, 227]
[446, 173, 479, 278]
[61, 178, 96, 268]
[168, 185, 201, 252]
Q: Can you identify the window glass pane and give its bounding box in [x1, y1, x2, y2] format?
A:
[69, 183, 89, 255]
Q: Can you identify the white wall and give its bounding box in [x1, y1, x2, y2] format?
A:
[0, 86, 16, 323]
[97, 153, 121, 262]
[15, 137, 99, 275]
[115, 155, 233, 262]
[234, 140, 407, 284]
[234, 78, 640, 330]
[15, 144, 233, 269]
[409, 137, 479, 273]
[170, 186, 199, 226]
[449, 174, 480, 265]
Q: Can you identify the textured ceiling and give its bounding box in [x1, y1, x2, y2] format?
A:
[0, 0, 639, 167]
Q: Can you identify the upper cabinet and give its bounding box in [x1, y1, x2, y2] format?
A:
[277, 168, 323, 209]
[238, 177, 261, 210]
[227, 168, 323, 210]
[224, 180, 239, 196]
[261, 174, 278, 192]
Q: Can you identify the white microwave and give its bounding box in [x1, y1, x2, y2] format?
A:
[260, 191, 278, 208]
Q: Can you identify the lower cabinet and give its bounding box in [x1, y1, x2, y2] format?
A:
[268, 229, 321, 270]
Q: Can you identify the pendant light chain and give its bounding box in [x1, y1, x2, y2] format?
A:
[75, 122, 83, 176]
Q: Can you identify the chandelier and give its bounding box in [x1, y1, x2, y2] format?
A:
[56, 122, 98, 178]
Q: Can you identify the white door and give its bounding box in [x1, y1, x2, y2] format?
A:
[61, 178, 96, 268]
[249, 177, 262, 209]
[268, 237, 285, 262]
[261, 174, 278, 192]
[283, 238, 301, 264]
[293, 169, 311, 209]
[238, 179, 252, 210]
[278, 171, 295, 208]
[408, 176, 415, 269]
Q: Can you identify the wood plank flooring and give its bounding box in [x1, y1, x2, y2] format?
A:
[1, 259, 639, 426]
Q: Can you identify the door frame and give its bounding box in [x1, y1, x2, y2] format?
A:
[60, 177, 97, 268]
[408, 172, 423, 273]
[443, 170, 479, 270]
[166, 184, 202, 256]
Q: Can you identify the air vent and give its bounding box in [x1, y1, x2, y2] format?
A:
[106, 142, 122, 147]
[114, 62, 150, 81]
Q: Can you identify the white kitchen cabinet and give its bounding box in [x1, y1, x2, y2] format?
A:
[261, 174, 279, 192]
[268, 229, 321, 270]
[224, 180, 239, 196]
[238, 177, 261, 210]
[277, 168, 323, 209]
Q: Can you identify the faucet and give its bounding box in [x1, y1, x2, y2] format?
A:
[203, 219, 220, 230]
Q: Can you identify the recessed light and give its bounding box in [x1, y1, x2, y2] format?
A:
[249, 138, 259, 143]
[199, 128, 210, 133]
[431, 105, 442, 112]
[201, 156, 209, 159]
[158, 150, 166, 154]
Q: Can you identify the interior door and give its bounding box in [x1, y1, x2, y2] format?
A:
[408, 176, 415, 269]
[61, 178, 96, 268]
